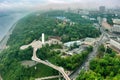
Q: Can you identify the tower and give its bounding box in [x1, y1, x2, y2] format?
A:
[42, 33, 45, 44]
[99, 6, 105, 12]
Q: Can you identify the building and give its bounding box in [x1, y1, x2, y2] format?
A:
[49, 36, 61, 40]
[81, 15, 89, 19]
[83, 37, 96, 45]
[64, 40, 83, 47]
[113, 19, 120, 25]
[99, 6, 106, 12]
[45, 39, 62, 46]
[109, 39, 120, 51]
[97, 17, 102, 24]
[20, 34, 62, 50]
[111, 25, 120, 33]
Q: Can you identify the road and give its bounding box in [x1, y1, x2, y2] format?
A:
[69, 26, 109, 80]
[20, 24, 109, 80]
[0, 22, 17, 51]
[32, 48, 71, 80]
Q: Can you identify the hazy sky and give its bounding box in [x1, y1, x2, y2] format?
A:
[0, 0, 120, 10]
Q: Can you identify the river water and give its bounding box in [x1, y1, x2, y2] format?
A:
[0, 11, 28, 41]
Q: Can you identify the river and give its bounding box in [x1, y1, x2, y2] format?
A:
[0, 11, 28, 41]
[0, 11, 29, 80]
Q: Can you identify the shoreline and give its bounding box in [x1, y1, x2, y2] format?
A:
[0, 13, 29, 52]
[0, 21, 17, 51]
[0, 13, 29, 80]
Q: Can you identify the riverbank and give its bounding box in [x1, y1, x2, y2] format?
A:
[0, 13, 29, 80]
[0, 13, 29, 52]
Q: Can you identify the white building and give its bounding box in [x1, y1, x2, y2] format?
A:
[113, 19, 120, 25]
[109, 39, 120, 50]
[89, 18, 96, 21]
[45, 39, 62, 46]
[64, 40, 83, 47]
[111, 25, 120, 33]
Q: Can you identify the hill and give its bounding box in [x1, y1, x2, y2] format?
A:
[0, 10, 100, 80]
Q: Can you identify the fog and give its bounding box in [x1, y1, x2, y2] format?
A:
[0, 12, 28, 41]
[0, 0, 120, 41]
[0, 0, 120, 11]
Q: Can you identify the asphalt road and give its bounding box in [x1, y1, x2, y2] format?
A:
[69, 26, 109, 80]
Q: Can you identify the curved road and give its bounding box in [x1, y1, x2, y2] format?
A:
[32, 48, 71, 80]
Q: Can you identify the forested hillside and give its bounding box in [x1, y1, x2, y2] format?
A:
[7, 10, 100, 46]
[76, 45, 120, 80]
[0, 10, 100, 80]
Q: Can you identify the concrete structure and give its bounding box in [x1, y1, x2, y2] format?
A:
[20, 34, 62, 50]
[64, 38, 97, 47]
[83, 38, 96, 45]
[20, 41, 70, 80]
[45, 39, 62, 46]
[21, 60, 37, 68]
[64, 40, 83, 47]
[89, 18, 96, 21]
[56, 16, 70, 22]
[99, 6, 106, 12]
[103, 18, 107, 22]
[109, 39, 120, 50]
[111, 25, 120, 33]
[78, 10, 89, 15]
[97, 17, 102, 24]
[113, 19, 120, 25]
[42, 33, 45, 44]
[81, 15, 89, 19]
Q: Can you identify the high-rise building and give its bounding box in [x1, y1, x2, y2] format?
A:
[42, 33, 45, 44]
[99, 6, 106, 12]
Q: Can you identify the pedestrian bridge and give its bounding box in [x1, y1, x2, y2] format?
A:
[35, 75, 62, 80]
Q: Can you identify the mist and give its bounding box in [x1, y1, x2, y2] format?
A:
[0, 0, 120, 11]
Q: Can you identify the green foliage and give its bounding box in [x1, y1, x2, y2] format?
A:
[86, 46, 93, 52]
[77, 47, 120, 80]
[107, 18, 113, 25]
[97, 45, 105, 58]
[54, 50, 91, 70]
[0, 10, 100, 80]
[76, 70, 103, 80]
[69, 42, 80, 50]
[98, 45, 105, 52]
[7, 10, 100, 46]
[36, 44, 62, 60]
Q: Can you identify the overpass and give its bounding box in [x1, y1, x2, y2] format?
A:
[21, 42, 71, 80]
[32, 48, 71, 80]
